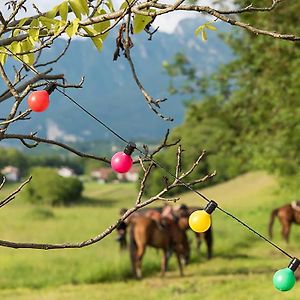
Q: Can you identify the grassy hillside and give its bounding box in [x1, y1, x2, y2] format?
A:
[0, 172, 299, 299]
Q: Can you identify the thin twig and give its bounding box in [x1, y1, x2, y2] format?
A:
[0, 176, 32, 209]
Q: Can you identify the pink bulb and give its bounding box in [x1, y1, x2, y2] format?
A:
[111, 151, 133, 173]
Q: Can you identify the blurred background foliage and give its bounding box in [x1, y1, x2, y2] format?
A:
[144, 0, 300, 197]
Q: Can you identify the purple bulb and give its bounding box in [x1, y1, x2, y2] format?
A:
[111, 151, 133, 173]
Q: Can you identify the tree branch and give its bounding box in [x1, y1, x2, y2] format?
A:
[2, 133, 111, 163]
[0, 176, 32, 209]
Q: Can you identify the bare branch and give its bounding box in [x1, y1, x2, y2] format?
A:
[0, 68, 62, 102]
[2, 133, 111, 163]
[179, 150, 206, 179]
[132, 2, 300, 42]
[0, 177, 6, 190]
[35, 39, 72, 68]
[0, 176, 32, 209]
[0, 109, 31, 126]
[136, 160, 155, 205]
[175, 145, 182, 179]
[157, 196, 180, 202]
[121, 13, 173, 121]
[177, 171, 216, 187]
[147, 129, 180, 158]
[216, 0, 283, 14]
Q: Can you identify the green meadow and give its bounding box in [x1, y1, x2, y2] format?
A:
[0, 172, 299, 299]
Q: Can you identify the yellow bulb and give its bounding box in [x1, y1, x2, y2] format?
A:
[188, 210, 211, 233]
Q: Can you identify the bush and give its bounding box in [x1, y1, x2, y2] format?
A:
[24, 167, 83, 206]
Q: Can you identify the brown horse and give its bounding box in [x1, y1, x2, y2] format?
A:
[173, 205, 213, 260]
[269, 201, 300, 242]
[116, 205, 213, 261]
[116, 207, 163, 250]
[129, 215, 189, 279]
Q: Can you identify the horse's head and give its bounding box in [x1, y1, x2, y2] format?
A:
[116, 220, 127, 250]
[116, 208, 128, 250]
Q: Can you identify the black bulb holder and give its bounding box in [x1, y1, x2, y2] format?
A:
[204, 200, 218, 214]
[288, 257, 300, 272]
[124, 142, 136, 156]
[44, 82, 57, 95]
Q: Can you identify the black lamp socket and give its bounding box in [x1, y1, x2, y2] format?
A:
[124, 142, 136, 155]
[205, 200, 218, 214]
[288, 257, 300, 272]
[44, 82, 57, 95]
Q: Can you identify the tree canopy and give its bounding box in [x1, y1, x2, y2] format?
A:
[144, 0, 300, 197]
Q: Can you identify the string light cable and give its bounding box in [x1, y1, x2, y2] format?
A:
[2, 45, 299, 291]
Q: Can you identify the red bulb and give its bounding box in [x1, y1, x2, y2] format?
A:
[111, 152, 133, 173]
[28, 90, 50, 112]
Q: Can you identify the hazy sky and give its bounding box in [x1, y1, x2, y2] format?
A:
[0, 0, 218, 33]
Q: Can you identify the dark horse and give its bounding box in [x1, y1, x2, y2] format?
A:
[173, 205, 213, 260]
[269, 201, 300, 242]
[129, 215, 189, 279]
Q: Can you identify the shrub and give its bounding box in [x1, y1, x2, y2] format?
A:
[24, 167, 83, 206]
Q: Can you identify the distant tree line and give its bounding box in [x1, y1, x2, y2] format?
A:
[0, 147, 106, 177]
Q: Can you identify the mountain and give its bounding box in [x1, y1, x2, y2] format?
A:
[4, 18, 233, 144]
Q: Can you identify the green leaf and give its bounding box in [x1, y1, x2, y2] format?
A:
[133, 13, 153, 34]
[91, 36, 103, 51]
[105, 0, 115, 12]
[39, 16, 56, 30]
[10, 41, 22, 54]
[69, 0, 82, 18]
[12, 29, 21, 37]
[53, 20, 67, 35]
[201, 29, 207, 42]
[18, 17, 28, 28]
[65, 18, 80, 37]
[83, 26, 103, 51]
[20, 39, 35, 65]
[78, 0, 89, 14]
[93, 9, 110, 40]
[45, 4, 59, 18]
[205, 23, 217, 31]
[0, 51, 7, 65]
[59, 1, 69, 21]
[28, 19, 40, 42]
[194, 25, 204, 37]
[120, 0, 135, 10]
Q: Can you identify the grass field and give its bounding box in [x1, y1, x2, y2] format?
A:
[0, 172, 299, 299]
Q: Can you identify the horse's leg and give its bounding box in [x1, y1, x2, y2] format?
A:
[129, 231, 138, 278]
[175, 251, 184, 277]
[277, 213, 291, 243]
[195, 232, 202, 255]
[205, 228, 213, 259]
[161, 250, 167, 277]
[282, 221, 291, 243]
[135, 243, 146, 279]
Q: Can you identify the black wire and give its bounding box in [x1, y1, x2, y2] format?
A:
[3, 46, 295, 261]
[55, 88, 129, 145]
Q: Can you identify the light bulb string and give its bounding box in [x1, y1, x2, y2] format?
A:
[55, 87, 129, 145]
[3, 46, 296, 262]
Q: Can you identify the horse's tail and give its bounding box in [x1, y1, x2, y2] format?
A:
[269, 208, 279, 239]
